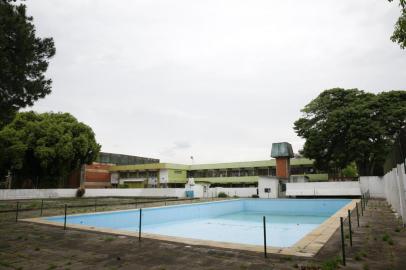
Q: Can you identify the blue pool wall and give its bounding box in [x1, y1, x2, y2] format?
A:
[46, 199, 351, 229]
[243, 199, 350, 215]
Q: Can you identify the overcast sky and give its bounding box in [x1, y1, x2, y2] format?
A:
[27, 0, 406, 164]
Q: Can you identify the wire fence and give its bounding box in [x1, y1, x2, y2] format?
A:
[2, 196, 224, 222]
[336, 191, 370, 266]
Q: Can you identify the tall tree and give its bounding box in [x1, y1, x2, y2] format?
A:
[0, 0, 55, 128]
[294, 88, 406, 176]
[0, 112, 100, 188]
[389, 0, 406, 49]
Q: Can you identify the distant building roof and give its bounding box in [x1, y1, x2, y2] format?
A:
[109, 158, 314, 172]
[96, 152, 159, 165]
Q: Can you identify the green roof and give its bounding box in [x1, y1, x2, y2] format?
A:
[189, 160, 275, 170]
[189, 158, 313, 170]
[168, 178, 188, 184]
[291, 173, 329, 181]
[306, 173, 329, 181]
[171, 173, 326, 184]
[109, 163, 188, 172]
[290, 159, 314, 165]
[109, 158, 314, 172]
[194, 176, 259, 184]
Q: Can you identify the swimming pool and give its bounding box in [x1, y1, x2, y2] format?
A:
[41, 198, 352, 253]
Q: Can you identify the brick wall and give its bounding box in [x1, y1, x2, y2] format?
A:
[276, 157, 290, 179]
[84, 163, 112, 188]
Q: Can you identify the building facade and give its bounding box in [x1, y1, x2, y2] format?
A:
[73, 152, 159, 188]
[109, 158, 327, 188]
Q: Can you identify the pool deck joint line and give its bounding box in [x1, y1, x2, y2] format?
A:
[22, 199, 359, 257]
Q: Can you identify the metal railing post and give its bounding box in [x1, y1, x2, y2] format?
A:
[15, 201, 19, 222]
[356, 202, 360, 227]
[64, 204, 67, 230]
[40, 199, 44, 216]
[263, 216, 267, 258]
[365, 192, 367, 206]
[348, 210, 352, 247]
[367, 191, 370, 205]
[139, 208, 142, 241]
[364, 193, 367, 206]
[363, 194, 366, 209]
[340, 217, 346, 266]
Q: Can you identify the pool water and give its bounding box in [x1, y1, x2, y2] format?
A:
[46, 199, 350, 247]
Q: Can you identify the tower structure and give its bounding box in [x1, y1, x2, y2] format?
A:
[271, 142, 294, 179]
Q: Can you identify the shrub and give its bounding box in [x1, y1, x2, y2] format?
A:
[218, 192, 228, 198]
[76, 187, 85, 197]
[251, 194, 259, 198]
[382, 233, 390, 242]
[388, 239, 394, 245]
[104, 236, 115, 242]
[321, 256, 341, 270]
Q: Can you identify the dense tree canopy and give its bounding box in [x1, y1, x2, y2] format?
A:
[0, 112, 100, 187]
[389, 0, 406, 49]
[0, 0, 55, 128]
[294, 88, 406, 176]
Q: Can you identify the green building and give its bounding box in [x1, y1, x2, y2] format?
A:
[109, 158, 327, 188]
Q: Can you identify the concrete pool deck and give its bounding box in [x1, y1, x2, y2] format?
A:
[3, 198, 406, 269]
[22, 199, 359, 257]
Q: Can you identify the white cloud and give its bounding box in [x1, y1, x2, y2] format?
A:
[27, 0, 406, 163]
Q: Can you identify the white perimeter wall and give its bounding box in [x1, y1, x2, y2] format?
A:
[286, 181, 361, 197]
[0, 188, 186, 200]
[0, 186, 257, 200]
[360, 163, 406, 225]
[359, 176, 385, 198]
[0, 189, 77, 200]
[84, 188, 186, 198]
[208, 187, 257, 198]
[258, 178, 279, 198]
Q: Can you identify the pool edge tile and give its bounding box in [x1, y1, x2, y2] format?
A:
[22, 198, 359, 258]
